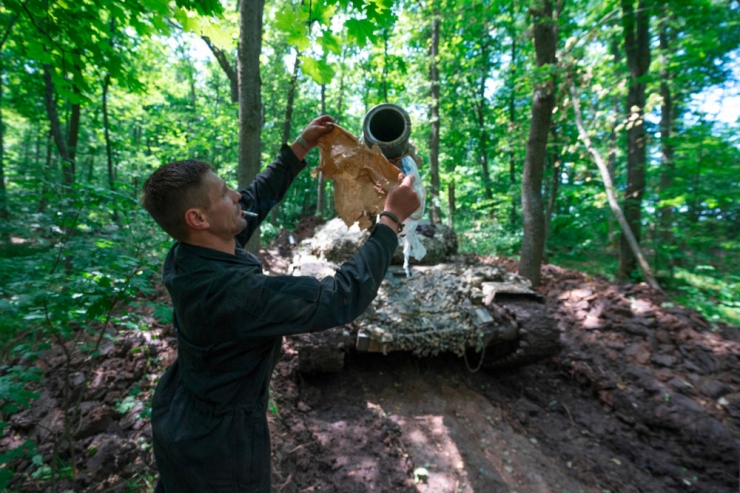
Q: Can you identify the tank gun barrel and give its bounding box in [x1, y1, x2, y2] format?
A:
[362, 103, 412, 161]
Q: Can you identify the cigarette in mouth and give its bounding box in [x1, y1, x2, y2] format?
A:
[241, 210, 258, 218]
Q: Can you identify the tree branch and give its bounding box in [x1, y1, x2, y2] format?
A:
[0, 12, 19, 50]
[202, 35, 238, 103]
[569, 83, 661, 291]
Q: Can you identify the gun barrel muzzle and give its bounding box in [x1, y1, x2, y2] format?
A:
[362, 103, 412, 160]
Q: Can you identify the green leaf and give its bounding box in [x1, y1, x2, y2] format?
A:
[299, 56, 335, 85]
[277, 9, 309, 51]
[345, 18, 377, 48]
[200, 22, 233, 51]
[319, 31, 342, 55]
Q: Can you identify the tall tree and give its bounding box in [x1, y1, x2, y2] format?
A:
[271, 50, 301, 225]
[476, 17, 493, 202]
[0, 13, 18, 220]
[102, 74, 114, 191]
[43, 66, 74, 188]
[428, 4, 442, 224]
[316, 82, 327, 217]
[571, 84, 661, 291]
[617, 0, 651, 279]
[518, 0, 558, 287]
[238, 0, 265, 252]
[657, 7, 675, 275]
[507, 20, 518, 226]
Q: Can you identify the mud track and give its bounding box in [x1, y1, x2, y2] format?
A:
[266, 252, 740, 493]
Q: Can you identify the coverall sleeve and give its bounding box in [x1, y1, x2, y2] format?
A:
[235, 145, 306, 248]
[228, 224, 398, 338]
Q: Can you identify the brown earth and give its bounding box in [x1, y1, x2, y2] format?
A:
[2, 220, 739, 492]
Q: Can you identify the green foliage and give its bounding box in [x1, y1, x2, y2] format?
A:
[1, 183, 168, 354]
[0, 440, 36, 490]
[457, 220, 523, 258]
[0, 366, 41, 417]
[673, 268, 740, 326]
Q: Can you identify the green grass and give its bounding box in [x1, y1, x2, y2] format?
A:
[670, 267, 740, 326]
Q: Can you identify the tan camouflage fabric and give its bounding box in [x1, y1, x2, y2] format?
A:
[314, 125, 401, 230]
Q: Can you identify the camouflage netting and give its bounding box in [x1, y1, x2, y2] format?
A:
[290, 218, 534, 357]
[295, 217, 457, 266]
[358, 263, 529, 357]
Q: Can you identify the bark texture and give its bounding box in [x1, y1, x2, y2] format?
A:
[618, 0, 651, 279]
[518, 0, 558, 287]
[238, 0, 265, 252]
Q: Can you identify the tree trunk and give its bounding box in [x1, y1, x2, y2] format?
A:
[0, 58, 7, 221]
[518, 0, 558, 287]
[447, 181, 455, 227]
[335, 47, 347, 124]
[571, 85, 661, 291]
[102, 74, 114, 191]
[272, 51, 301, 225]
[607, 39, 621, 249]
[238, 0, 265, 253]
[382, 31, 389, 102]
[202, 36, 238, 103]
[67, 58, 82, 171]
[658, 8, 676, 276]
[618, 0, 651, 279]
[543, 125, 561, 261]
[38, 129, 52, 213]
[508, 34, 518, 226]
[477, 30, 493, 203]
[316, 83, 327, 217]
[67, 103, 80, 169]
[0, 14, 18, 220]
[428, 5, 442, 224]
[43, 66, 74, 189]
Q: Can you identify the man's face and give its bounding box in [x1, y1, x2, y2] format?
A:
[201, 171, 246, 240]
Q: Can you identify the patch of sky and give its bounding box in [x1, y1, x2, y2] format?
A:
[688, 49, 740, 127]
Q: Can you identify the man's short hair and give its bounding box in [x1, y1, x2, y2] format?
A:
[142, 160, 214, 241]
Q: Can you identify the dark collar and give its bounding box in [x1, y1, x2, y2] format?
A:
[174, 241, 261, 266]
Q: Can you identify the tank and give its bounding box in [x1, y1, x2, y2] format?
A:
[288, 218, 562, 373]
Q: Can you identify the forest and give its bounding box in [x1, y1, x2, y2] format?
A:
[1, 0, 739, 491]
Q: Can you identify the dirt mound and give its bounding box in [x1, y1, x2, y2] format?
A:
[267, 259, 739, 492]
[3, 222, 739, 492]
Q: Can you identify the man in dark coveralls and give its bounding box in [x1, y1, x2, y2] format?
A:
[141, 115, 421, 493]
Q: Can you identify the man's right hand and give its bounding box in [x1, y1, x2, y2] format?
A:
[380, 173, 421, 231]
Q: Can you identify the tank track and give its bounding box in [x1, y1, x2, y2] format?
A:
[480, 300, 562, 369]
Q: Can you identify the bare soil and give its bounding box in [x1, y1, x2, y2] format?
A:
[3, 221, 739, 492]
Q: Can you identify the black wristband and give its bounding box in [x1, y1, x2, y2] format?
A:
[378, 211, 405, 233]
